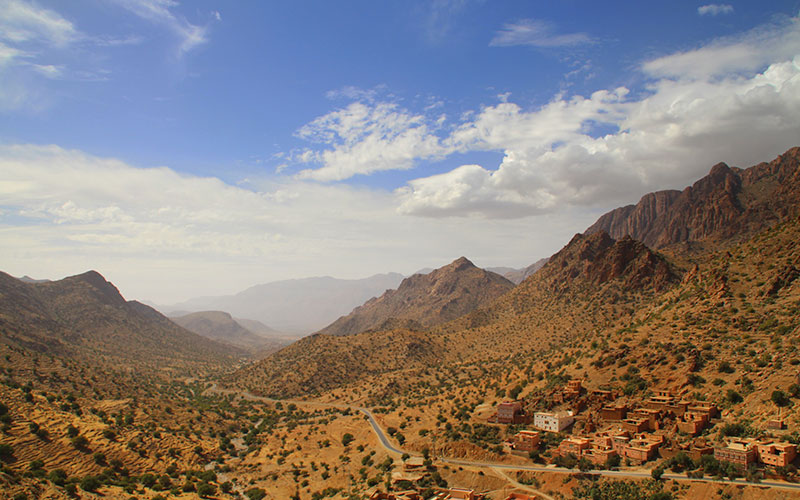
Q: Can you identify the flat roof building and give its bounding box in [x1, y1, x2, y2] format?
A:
[534, 411, 574, 432]
[715, 440, 757, 468]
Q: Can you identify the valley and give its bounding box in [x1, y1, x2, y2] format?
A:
[2, 148, 800, 500]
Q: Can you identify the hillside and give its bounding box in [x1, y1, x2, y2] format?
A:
[233, 232, 675, 397]
[163, 272, 405, 334]
[316, 257, 515, 336]
[170, 311, 290, 354]
[585, 146, 800, 249]
[0, 270, 243, 375]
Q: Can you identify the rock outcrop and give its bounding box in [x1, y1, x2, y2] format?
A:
[586, 147, 800, 248]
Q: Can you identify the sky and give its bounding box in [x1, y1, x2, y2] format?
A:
[1, 0, 800, 304]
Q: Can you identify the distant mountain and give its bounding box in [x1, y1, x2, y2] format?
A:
[163, 273, 405, 334]
[170, 311, 291, 355]
[499, 258, 549, 284]
[0, 271, 243, 374]
[585, 147, 800, 249]
[316, 257, 515, 336]
[233, 317, 293, 339]
[17, 275, 50, 284]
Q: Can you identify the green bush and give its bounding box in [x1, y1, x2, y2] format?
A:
[80, 475, 101, 492]
[245, 487, 267, 500]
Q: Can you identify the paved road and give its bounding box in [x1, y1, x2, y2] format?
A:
[206, 384, 800, 493]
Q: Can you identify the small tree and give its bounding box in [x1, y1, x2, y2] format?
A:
[341, 433, 354, 446]
[80, 476, 101, 492]
[197, 482, 216, 497]
[652, 467, 664, 481]
[245, 487, 267, 500]
[772, 390, 790, 407]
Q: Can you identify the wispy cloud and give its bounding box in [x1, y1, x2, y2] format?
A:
[0, 1, 82, 109]
[0, 0, 79, 46]
[698, 4, 734, 16]
[0, 41, 26, 66]
[325, 85, 388, 103]
[643, 15, 800, 79]
[109, 0, 209, 55]
[422, 0, 473, 43]
[490, 19, 594, 48]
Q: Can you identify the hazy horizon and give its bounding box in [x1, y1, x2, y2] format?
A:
[2, 1, 800, 303]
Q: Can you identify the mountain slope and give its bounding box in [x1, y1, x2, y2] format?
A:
[233, 232, 675, 397]
[0, 270, 243, 374]
[585, 147, 800, 249]
[316, 257, 515, 336]
[164, 273, 405, 334]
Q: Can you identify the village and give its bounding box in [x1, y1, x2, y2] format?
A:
[368, 378, 798, 500]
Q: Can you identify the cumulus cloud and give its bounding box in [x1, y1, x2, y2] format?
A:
[698, 4, 734, 16]
[295, 102, 448, 181]
[398, 57, 800, 218]
[381, 15, 800, 218]
[490, 19, 594, 48]
[291, 12, 800, 219]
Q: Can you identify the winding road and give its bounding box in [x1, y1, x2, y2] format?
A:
[206, 384, 800, 494]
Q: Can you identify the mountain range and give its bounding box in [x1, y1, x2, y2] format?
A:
[229, 146, 800, 399]
[2, 147, 800, 500]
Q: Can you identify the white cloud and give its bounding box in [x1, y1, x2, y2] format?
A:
[295, 102, 448, 181]
[698, 4, 734, 16]
[0, 0, 79, 46]
[643, 16, 800, 80]
[490, 19, 593, 48]
[290, 12, 800, 219]
[109, 0, 208, 55]
[392, 15, 800, 218]
[285, 13, 800, 219]
[397, 56, 800, 217]
[0, 144, 581, 303]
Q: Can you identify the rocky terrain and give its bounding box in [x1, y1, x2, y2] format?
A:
[586, 147, 800, 249]
[2, 148, 800, 499]
[316, 257, 515, 336]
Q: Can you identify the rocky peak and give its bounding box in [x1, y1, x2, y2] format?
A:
[448, 256, 476, 272]
[584, 147, 800, 249]
[315, 257, 514, 336]
[61, 270, 127, 306]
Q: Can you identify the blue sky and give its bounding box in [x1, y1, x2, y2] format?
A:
[2, 0, 800, 303]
